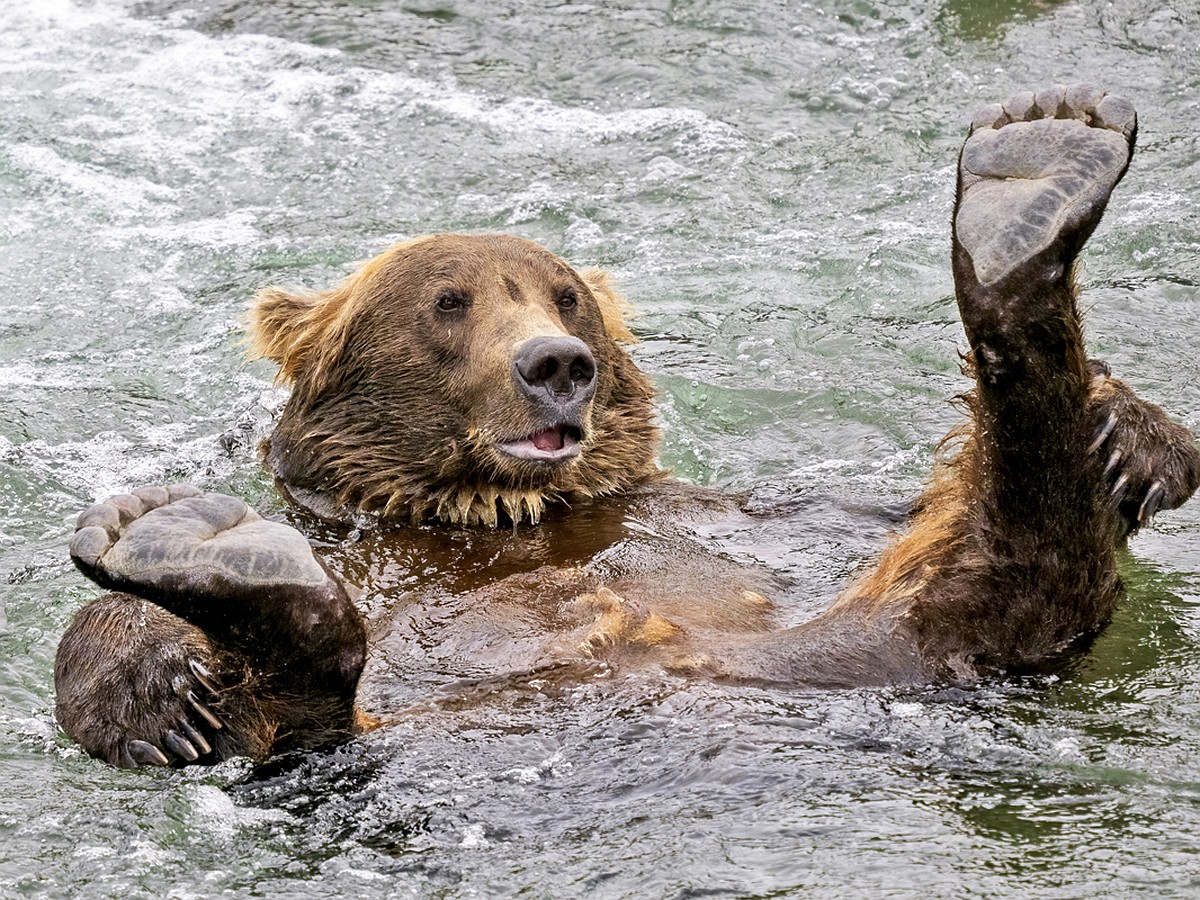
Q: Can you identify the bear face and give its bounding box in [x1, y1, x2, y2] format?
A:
[248, 234, 664, 526]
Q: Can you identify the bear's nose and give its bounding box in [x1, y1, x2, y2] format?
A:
[513, 336, 596, 402]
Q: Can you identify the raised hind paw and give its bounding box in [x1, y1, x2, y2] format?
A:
[71, 485, 333, 611]
[1087, 369, 1200, 536]
[69, 486, 367, 693]
[956, 83, 1136, 289]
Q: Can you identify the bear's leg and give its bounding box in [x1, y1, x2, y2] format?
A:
[677, 87, 1187, 685]
[911, 85, 1139, 670]
[61, 486, 367, 763]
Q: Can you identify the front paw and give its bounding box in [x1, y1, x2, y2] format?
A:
[119, 665, 224, 768]
[55, 594, 228, 768]
[1088, 371, 1200, 536]
[571, 587, 681, 657]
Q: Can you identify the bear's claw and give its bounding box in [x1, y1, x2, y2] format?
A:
[1089, 413, 1117, 455]
[179, 719, 213, 754]
[1138, 481, 1165, 524]
[163, 729, 199, 762]
[126, 740, 169, 767]
[112, 667, 224, 767]
[1087, 373, 1200, 536]
[188, 658, 220, 695]
[187, 690, 223, 731]
[59, 485, 366, 767]
[119, 657, 225, 767]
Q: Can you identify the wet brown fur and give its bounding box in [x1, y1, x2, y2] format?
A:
[244, 233, 1152, 686]
[56, 201, 1200, 767]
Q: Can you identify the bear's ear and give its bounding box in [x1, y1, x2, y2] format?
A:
[579, 267, 637, 344]
[246, 285, 351, 392]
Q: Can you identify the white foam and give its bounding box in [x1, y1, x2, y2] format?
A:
[16, 427, 192, 503]
[459, 823, 490, 849]
[6, 144, 177, 220]
[3, 0, 740, 205]
[72, 845, 118, 862]
[644, 155, 693, 183]
[0, 0, 114, 31]
[105, 210, 265, 255]
[395, 87, 738, 146]
[185, 784, 290, 842]
[0, 361, 93, 391]
[501, 750, 571, 784]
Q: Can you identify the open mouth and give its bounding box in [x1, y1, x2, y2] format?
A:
[497, 424, 583, 463]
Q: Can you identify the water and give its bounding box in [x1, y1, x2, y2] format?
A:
[2, 0, 1200, 896]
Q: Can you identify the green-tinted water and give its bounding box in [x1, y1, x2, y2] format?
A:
[2, 0, 1199, 896]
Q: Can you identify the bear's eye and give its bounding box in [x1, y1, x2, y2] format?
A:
[435, 290, 469, 313]
[556, 287, 578, 311]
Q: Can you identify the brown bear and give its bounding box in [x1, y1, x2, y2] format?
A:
[55, 84, 1200, 768]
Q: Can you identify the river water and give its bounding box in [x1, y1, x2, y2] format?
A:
[2, 0, 1199, 897]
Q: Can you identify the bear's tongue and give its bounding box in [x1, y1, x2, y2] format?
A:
[498, 425, 581, 462]
[530, 427, 565, 452]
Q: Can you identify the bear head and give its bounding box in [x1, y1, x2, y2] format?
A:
[248, 234, 663, 526]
